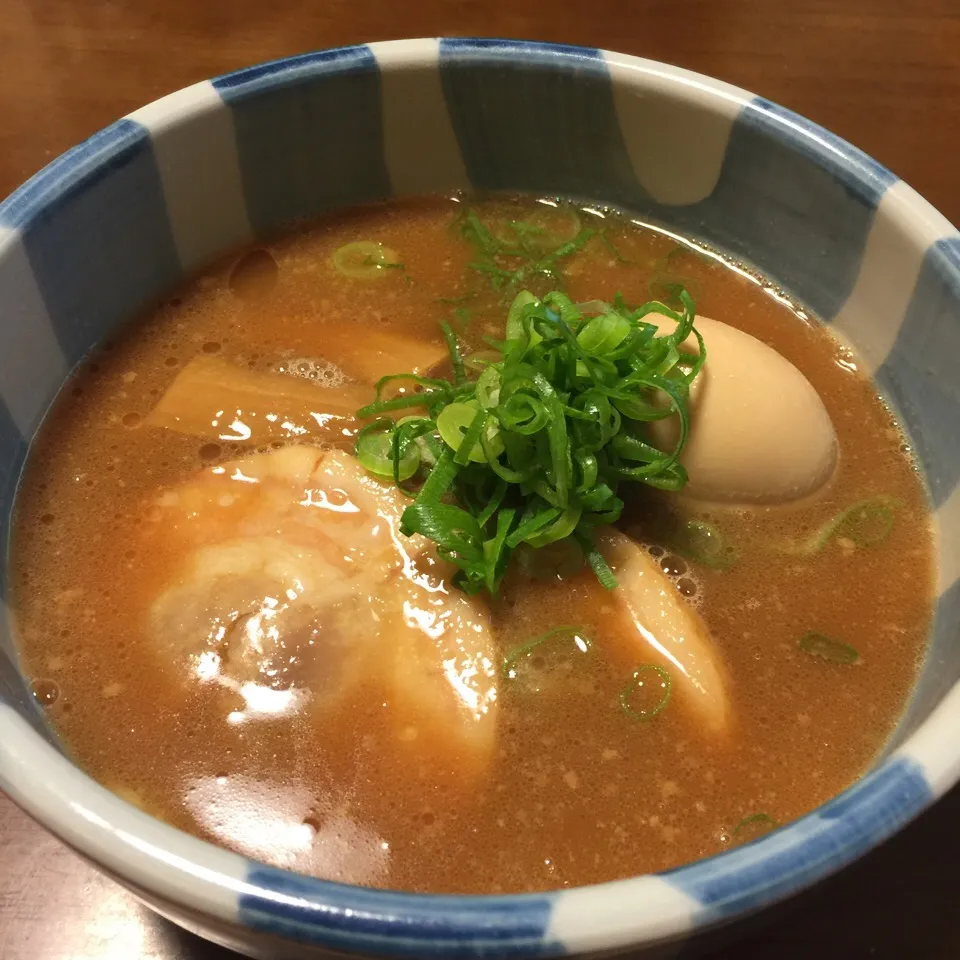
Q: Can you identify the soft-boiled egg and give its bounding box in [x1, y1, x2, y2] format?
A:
[648, 316, 837, 505]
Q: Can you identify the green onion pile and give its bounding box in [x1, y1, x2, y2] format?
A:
[355, 286, 704, 595]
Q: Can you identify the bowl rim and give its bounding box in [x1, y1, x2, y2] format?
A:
[2, 35, 960, 959]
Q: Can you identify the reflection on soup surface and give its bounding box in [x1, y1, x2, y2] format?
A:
[11, 197, 933, 893]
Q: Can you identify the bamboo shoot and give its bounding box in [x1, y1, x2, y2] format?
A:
[315, 325, 449, 383]
[598, 528, 732, 737]
[146, 356, 370, 445]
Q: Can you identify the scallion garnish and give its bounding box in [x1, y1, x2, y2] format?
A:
[355, 417, 421, 482]
[463, 349, 501, 373]
[798, 631, 861, 665]
[645, 245, 711, 309]
[649, 276, 703, 311]
[669, 518, 737, 570]
[331, 241, 403, 279]
[783, 497, 899, 556]
[503, 625, 591, 680]
[354, 287, 703, 594]
[598, 230, 632, 264]
[457, 207, 595, 293]
[733, 813, 779, 836]
[619, 665, 672, 721]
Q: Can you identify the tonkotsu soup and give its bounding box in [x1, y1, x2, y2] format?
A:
[10, 197, 934, 893]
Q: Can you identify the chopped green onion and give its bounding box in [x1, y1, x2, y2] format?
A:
[505, 290, 542, 345]
[577, 313, 632, 355]
[490, 206, 583, 254]
[331, 241, 403, 279]
[355, 419, 420, 481]
[733, 813, 779, 837]
[574, 299, 612, 316]
[838, 499, 898, 547]
[669, 519, 737, 570]
[463, 350, 501, 372]
[454, 406, 490, 466]
[577, 530, 619, 589]
[395, 415, 440, 468]
[798, 631, 861, 665]
[526, 503, 582, 549]
[619, 665, 672, 721]
[783, 497, 899, 556]
[436, 401, 503, 464]
[355, 284, 703, 595]
[648, 274, 703, 309]
[457, 206, 594, 293]
[503, 625, 591, 679]
[475, 365, 502, 409]
[440, 321, 466, 387]
[664, 244, 711, 266]
[598, 231, 632, 264]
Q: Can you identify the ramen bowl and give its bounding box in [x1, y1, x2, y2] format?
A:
[1, 38, 959, 960]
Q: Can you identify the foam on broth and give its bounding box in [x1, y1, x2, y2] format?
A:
[10, 197, 934, 893]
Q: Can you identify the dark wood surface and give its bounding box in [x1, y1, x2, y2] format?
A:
[1, 1, 959, 957]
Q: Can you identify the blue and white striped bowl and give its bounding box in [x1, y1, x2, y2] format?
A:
[1, 38, 958, 960]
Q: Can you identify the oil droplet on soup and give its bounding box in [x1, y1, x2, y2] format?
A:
[10, 197, 934, 894]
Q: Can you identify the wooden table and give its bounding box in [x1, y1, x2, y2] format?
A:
[1, 1, 958, 957]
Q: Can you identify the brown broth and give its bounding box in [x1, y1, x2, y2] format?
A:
[9, 197, 934, 893]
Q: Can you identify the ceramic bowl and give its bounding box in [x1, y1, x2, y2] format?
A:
[1, 38, 959, 960]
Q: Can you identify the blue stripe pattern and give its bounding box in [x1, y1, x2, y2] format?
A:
[212, 47, 392, 237]
[0, 119, 181, 366]
[438, 39, 637, 206]
[655, 98, 896, 321]
[876, 237, 960, 509]
[238, 866, 559, 958]
[663, 757, 931, 918]
[438, 39, 895, 322]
